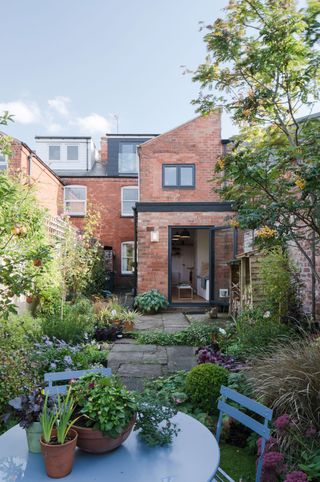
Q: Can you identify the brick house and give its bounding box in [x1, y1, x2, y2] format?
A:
[35, 134, 157, 290]
[1, 135, 64, 216]
[135, 113, 240, 308]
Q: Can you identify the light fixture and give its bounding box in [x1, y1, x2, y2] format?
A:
[150, 230, 159, 242]
[180, 229, 190, 239]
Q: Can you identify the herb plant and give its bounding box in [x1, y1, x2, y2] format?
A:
[134, 322, 215, 346]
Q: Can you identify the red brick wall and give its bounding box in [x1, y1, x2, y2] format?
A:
[8, 141, 64, 216]
[61, 177, 138, 289]
[288, 241, 320, 321]
[139, 113, 222, 202]
[137, 210, 234, 296]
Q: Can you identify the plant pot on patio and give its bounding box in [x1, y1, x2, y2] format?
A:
[40, 428, 78, 479]
[26, 421, 43, 453]
[74, 416, 136, 453]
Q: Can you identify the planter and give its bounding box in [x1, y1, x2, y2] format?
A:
[26, 421, 42, 453]
[40, 429, 78, 479]
[124, 320, 135, 332]
[74, 416, 135, 454]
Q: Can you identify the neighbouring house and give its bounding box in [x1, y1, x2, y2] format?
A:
[135, 113, 241, 308]
[35, 134, 157, 291]
[1, 135, 64, 217]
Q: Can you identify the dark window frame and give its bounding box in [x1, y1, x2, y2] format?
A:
[162, 164, 195, 189]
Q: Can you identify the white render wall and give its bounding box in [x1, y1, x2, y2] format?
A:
[35, 138, 96, 171]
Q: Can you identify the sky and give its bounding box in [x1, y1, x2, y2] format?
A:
[0, 0, 234, 149]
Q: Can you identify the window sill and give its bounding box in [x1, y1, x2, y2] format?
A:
[162, 186, 195, 190]
[121, 214, 134, 218]
[120, 272, 135, 276]
[64, 213, 86, 218]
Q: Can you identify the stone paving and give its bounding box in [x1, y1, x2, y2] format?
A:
[108, 312, 198, 390]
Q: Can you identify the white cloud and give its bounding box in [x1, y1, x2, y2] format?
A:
[73, 113, 111, 135]
[0, 100, 41, 124]
[48, 96, 70, 117]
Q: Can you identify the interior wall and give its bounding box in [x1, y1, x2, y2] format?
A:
[195, 229, 209, 299]
[171, 245, 195, 285]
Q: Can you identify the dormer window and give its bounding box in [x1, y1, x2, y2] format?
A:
[64, 185, 87, 216]
[49, 145, 60, 161]
[118, 142, 138, 174]
[67, 145, 78, 161]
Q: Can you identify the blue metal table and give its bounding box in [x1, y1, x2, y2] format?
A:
[0, 412, 219, 482]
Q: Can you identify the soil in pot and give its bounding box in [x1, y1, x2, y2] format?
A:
[74, 416, 135, 454]
[26, 421, 42, 453]
[40, 429, 78, 479]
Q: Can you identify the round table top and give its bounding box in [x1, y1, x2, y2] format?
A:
[0, 412, 220, 482]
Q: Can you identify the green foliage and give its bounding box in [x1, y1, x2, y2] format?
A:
[134, 322, 215, 346]
[219, 443, 256, 482]
[71, 373, 137, 438]
[299, 449, 320, 480]
[227, 308, 294, 358]
[0, 316, 40, 432]
[227, 372, 252, 399]
[41, 297, 95, 343]
[55, 388, 79, 444]
[40, 394, 58, 444]
[258, 248, 302, 320]
[185, 363, 229, 414]
[134, 289, 168, 314]
[135, 392, 179, 446]
[0, 171, 52, 318]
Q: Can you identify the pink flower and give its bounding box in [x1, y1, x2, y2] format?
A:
[263, 451, 284, 469]
[274, 414, 291, 431]
[284, 471, 308, 482]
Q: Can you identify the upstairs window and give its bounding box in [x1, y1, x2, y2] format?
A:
[121, 241, 135, 274]
[49, 145, 60, 161]
[67, 145, 79, 161]
[121, 186, 139, 216]
[64, 185, 87, 216]
[0, 153, 7, 170]
[118, 142, 138, 174]
[163, 164, 195, 188]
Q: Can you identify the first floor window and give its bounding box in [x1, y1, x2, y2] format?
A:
[121, 241, 135, 274]
[64, 185, 87, 216]
[163, 164, 195, 188]
[121, 186, 139, 216]
[49, 145, 60, 161]
[0, 153, 7, 170]
[118, 142, 139, 173]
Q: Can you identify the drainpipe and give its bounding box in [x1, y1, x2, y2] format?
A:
[311, 231, 316, 324]
[133, 206, 138, 296]
[86, 139, 89, 171]
[27, 153, 33, 177]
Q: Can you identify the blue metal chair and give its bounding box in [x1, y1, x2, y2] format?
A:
[44, 367, 112, 395]
[214, 385, 273, 482]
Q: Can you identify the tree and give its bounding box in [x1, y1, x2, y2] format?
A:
[193, 0, 320, 318]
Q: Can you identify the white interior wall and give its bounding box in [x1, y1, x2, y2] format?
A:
[195, 229, 210, 299]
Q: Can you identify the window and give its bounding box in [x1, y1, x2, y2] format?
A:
[67, 145, 79, 161]
[64, 185, 87, 216]
[163, 164, 195, 188]
[121, 241, 135, 274]
[49, 145, 60, 161]
[121, 186, 139, 216]
[0, 153, 7, 170]
[118, 142, 138, 174]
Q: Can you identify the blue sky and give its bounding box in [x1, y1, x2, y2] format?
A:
[1, 0, 234, 149]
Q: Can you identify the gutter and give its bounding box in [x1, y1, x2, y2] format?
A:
[133, 206, 138, 297]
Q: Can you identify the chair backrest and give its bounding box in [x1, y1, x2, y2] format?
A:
[215, 386, 273, 482]
[44, 367, 112, 395]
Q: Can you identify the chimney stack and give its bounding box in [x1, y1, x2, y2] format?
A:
[99, 136, 108, 165]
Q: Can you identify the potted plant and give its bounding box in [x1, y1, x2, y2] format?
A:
[123, 309, 138, 332]
[40, 388, 79, 479]
[71, 373, 137, 453]
[7, 387, 49, 453]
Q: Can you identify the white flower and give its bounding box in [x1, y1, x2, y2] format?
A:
[263, 311, 271, 318]
[219, 327, 227, 335]
[111, 309, 117, 316]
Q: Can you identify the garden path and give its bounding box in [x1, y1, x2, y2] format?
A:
[108, 312, 198, 390]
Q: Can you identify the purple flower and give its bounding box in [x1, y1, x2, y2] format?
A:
[50, 362, 57, 370]
[284, 471, 308, 482]
[274, 414, 291, 431]
[305, 425, 317, 438]
[63, 355, 72, 365]
[263, 451, 284, 469]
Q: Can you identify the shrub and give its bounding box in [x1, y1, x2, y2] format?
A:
[134, 289, 168, 314]
[41, 297, 95, 343]
[134, 322, 215, 346]
[196, 346, 244, 371]
[248, 338, 320, 436]
[30, 337, 107, 377]
[185, 363, 228, 414]
[227, 307, 294, 357]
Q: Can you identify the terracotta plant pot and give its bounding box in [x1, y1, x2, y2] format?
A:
[74, 416, 135, 454]
[124, 320, 135, 332]
[40, 429, 78, 479]
[26, 421, 42, 453]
